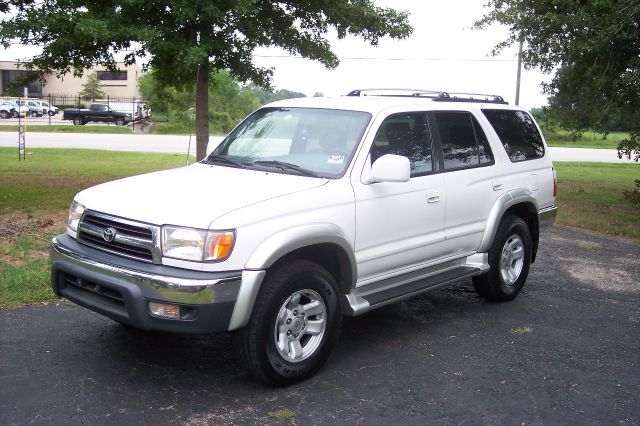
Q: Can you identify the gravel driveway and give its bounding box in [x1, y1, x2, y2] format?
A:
[1, 225, 638, 425]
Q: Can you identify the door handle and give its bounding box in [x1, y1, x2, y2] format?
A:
[427, 192, 440, 203]
[492, 181, 503, 191]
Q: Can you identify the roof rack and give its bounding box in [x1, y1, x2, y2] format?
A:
[346, 88, 508, 104]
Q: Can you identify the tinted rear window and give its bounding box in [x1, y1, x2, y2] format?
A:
[482, 109, 545, 162]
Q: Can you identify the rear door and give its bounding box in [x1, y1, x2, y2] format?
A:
[428, 110, 500, 255]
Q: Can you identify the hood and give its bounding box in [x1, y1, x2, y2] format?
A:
[75, 163, 328, 229]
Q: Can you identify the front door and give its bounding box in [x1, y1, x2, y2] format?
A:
[352, 112, 447, 285]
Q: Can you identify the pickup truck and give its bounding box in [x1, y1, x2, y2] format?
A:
[63, 103, 133, 125]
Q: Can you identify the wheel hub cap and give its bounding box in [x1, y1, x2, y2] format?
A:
[500, 234, 525, 286]
[274, 289, 327, 363]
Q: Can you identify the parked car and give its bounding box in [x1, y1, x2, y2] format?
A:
[50, 89, 557, 385]
[18, 99, 44, 117]
[0, 100, 27, 118]
[62, 103, 133, 125]
[0, 100, 17, 119]
[36, 100, 59, 116]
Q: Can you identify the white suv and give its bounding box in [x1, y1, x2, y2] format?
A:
[50, 89, 557, 385]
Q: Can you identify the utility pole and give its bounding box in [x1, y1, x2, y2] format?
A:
[515, 38, 524, 106]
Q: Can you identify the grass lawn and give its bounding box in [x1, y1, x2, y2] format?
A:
[554, 162, 639, 241]
[544, 130, 628, 149]
[0, 125, 133, 134]
[0, 148, 190, 307]
[0, 149, 638, 307]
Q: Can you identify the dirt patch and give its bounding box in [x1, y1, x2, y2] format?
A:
[0, 210, 67, 239]
[0, 210, 67, 265]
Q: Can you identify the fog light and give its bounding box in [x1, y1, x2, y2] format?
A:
[149, 302, 180, 320]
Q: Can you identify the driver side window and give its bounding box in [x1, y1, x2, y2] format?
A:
[370, 113, 433, 177]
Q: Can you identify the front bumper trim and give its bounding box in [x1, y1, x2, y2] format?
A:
[50, 234, 242, 333]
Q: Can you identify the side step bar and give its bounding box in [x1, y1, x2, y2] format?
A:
[343, 255, 488, 316]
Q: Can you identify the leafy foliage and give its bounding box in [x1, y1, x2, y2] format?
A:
[1, 0, 412, 159]
[476, 0, 640, 161]
[78, 73, 105, 101]
[243, 85, 306, 105]
[139, 69, 261, 134]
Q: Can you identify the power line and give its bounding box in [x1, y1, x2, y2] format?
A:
[253, 54, 517, 63]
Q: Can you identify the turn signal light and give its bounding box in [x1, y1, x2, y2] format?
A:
[149, 302, 180, 320]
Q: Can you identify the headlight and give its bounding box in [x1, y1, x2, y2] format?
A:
[67, 201, 85, 237]
[162, 226, 235, 262]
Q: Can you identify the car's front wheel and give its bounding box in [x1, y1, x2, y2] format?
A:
[473, 215, 532, 301]
[115, 117, 125, 126]
[72, 116, 83, 126]
[233, 259, 342, 385]
[0, 110, 8, 119]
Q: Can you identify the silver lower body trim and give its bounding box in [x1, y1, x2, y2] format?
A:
[539, 205, 558, 229]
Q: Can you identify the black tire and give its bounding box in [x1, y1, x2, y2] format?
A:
[72, 116, 83, 126]
[31, 111, 39, 117]
[115, 117, 125, 126]
[472, 215, 532, 301]
[48, 111, 55, 116]
[233, 259, 342, 386]
[0, 110, 8, 119]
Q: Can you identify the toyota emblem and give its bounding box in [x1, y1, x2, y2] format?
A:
[102, 227, 117, 242]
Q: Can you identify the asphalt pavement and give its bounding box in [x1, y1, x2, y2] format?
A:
[1, 225, 638, 425]
[0, 130, 637, 162]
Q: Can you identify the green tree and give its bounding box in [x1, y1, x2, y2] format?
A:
[476, 0, 640, 162]
[79, 73, 106, 101]
[244, 85, 306, 105]
[1, 1, 412, 160]
[140, 68, 261, 133]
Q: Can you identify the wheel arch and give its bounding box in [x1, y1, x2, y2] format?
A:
[479, 190, 540, 262]
[229, 224, 356, 331]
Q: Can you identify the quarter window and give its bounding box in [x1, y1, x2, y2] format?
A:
[482, 109, 545, 162]
[434, 112, 493, 170]
[371, 113, 433, 176]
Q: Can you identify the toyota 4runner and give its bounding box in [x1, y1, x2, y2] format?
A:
[50, 89, 557, 385]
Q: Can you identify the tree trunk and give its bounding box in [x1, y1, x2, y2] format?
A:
[195, 60, 209, 161]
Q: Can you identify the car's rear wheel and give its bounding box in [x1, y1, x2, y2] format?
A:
[233, 259, 342, 386]
[72, 116, 83, 126]
[48, 111, 55, 116]
[473, 215, 532, 301]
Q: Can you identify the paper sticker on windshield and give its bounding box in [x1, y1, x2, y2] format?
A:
[328, 155, 345, 164]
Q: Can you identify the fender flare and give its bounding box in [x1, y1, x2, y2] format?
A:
[228, 223, 356, 331]
[478, 189, 539, 253]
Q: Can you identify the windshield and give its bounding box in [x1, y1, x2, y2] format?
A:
[206, 107, 371, 178]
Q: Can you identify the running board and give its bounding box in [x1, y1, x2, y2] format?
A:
[343, 254, 488, 316]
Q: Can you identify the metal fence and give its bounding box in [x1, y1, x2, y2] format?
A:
[0, 94, 151, 130]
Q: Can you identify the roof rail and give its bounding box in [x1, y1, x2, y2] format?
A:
[433, 92, 507, 104]
[346, 88, 508, 104]
[346, 88, 443, 98]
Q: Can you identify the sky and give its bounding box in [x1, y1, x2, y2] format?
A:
[0, 0, 553, 109]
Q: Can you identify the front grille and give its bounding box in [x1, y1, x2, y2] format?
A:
[77, 211, 157, 263]
[61, 272, 125, 310]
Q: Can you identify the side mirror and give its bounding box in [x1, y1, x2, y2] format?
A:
[367, 154, 410, 183]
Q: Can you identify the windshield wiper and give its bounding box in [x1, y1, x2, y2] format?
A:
[204, 155, 245, 168]
[250, 160, 321, 178]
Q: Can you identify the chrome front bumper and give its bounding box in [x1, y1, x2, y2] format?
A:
[50, 234, 243, 333]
